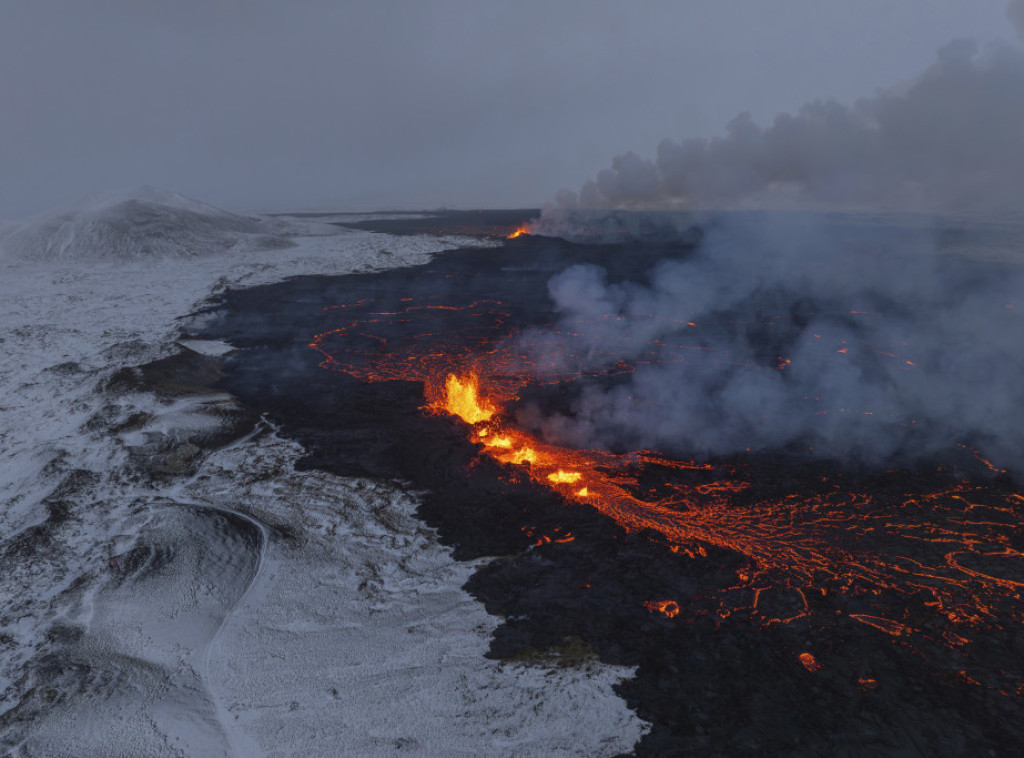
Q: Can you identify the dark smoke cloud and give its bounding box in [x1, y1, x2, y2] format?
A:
[515, 214, 1024, 469]
[539, 40, 1024, 217]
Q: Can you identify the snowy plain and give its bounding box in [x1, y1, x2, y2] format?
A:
[0, 193, 647, 756]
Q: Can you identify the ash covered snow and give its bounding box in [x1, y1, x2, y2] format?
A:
[0, 191, 645, 756]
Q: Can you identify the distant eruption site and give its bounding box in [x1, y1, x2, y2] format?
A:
[309, 282, 1024, 691]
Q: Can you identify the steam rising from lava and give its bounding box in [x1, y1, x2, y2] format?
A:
[514, 214, 1024, 470]
[519, 10, 1024, 472]
[302, 237, 1024, 686]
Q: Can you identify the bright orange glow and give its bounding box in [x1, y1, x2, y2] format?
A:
[644, 600, 681, 618]
[799, 653, 822, 672]
[548, 469, 583, 484]
[434, 372, 496, 424]
[310, 293, 1024, 683]
[501, 447, 538, 465]
[507, 225, 531, 239]
[850, 614, 915, 637]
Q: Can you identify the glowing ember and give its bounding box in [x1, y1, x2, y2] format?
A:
[799, 653, 822, 672]
[484, 434, 514, 449]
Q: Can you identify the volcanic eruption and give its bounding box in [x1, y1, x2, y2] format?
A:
[200, 200, 1024, 755]
[198, 7, 1024, 753]
[308, 257, 1024, 649]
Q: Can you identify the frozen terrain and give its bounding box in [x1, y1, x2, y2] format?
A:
[0, 187, 289, 263]
[0, 192, 646, 756]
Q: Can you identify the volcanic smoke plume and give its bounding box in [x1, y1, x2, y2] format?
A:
[511, 213, 1024, 471]
[535, 26, 1024, 216]
[519, 9, 1024, 474]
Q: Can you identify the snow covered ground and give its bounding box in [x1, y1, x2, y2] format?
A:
[0, 195, 646, 755]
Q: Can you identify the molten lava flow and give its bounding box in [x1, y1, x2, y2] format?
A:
[645, 600, 681, 618]
[548, 470, 583, 485]
[502, 447, 538, 465]
[483, 434, 513, 449]
[507, 225, 530, 239]
[310, 293, 1024, 683]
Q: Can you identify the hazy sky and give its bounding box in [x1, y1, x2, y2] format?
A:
[0, 1, 1016, 217]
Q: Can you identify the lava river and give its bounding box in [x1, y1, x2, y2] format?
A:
[310, 292, 1024, 692]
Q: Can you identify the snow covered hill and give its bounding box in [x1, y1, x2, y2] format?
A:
[0, 187, 290, 262]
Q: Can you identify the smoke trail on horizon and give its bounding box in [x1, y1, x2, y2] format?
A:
[535, 37, 1024, 220]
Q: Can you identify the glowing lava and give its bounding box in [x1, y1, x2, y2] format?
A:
[799, 653, 822, 672]
[548, 469, 584, 485]
[645, 600, 681, 618]
[310, 294, 1024, 682]
[507, 225, 530, 239]
[433, 372, 496, 424]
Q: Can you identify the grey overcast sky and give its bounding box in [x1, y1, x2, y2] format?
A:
[0, 1, 1016, 217]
